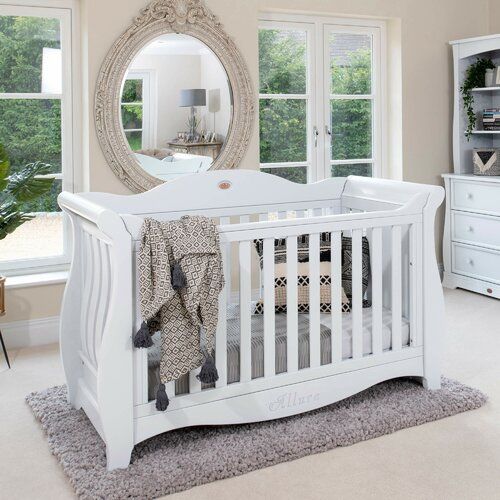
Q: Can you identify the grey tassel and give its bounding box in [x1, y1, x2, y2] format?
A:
[197, 355, 219, 384]
[171, 261, 187, 290]
[133, 322, 153, 348]
[155, 383, 169, 411]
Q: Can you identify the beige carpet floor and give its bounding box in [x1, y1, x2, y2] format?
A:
[1, 287, 499, 500]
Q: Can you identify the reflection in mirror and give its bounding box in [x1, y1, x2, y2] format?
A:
[120, 33, 232, 181]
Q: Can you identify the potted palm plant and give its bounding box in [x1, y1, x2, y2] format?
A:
[0, 143, 55, 312]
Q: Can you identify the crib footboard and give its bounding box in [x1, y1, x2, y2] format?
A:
[58, 193, 136, 469]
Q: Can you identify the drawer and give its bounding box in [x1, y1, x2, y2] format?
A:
[452, 243, 500, 284]
[452, 180, 500, 216]
[452, 211, 500, 249]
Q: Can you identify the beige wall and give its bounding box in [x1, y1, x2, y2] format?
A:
[2, 0, 492, 324]
[490, 0, 500, 33]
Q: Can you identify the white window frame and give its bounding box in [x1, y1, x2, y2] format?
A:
[259, 13, 387, 182]
[0, 0, 79, 276]
[121, 70, 157, 150]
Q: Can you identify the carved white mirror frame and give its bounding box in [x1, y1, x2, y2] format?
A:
[95, 0, 255, 192]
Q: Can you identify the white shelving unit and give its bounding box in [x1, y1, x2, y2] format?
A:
[443, 34, 500, 298]
[450, 34, 500, 174]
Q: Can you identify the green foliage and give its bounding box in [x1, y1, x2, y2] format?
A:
[259, 29, 373, 182]
[0, 16, 60, 93]
[461, 58, 495, 140]
[259, 29, 306, 94]
[0, 144, 55, 240]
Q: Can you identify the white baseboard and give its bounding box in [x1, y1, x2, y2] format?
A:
[0, 316, 59, 350]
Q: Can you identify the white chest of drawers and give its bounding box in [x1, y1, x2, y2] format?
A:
[442, 174, 500, 298]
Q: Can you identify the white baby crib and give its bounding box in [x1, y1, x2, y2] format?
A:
[58, 170, 445, 471]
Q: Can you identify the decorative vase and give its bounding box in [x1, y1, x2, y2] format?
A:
[485, 68, 494, 87]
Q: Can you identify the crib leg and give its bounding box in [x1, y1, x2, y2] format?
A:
[106, 440, 134, 471]
[422, 375, 441, 390]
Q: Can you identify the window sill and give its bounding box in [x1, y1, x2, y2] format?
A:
[5, 271, 68, 289]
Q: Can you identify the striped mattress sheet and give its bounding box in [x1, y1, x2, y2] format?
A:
[147, 306, 410, 401]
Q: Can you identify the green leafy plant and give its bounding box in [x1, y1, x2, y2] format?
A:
[0, 144, 55, 240]
[461, 58, 495, 140]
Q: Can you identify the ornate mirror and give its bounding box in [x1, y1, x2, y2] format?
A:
[95, 0, 254, 192]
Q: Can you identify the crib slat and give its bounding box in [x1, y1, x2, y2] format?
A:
[309, 233, 321, 368]
[286, 236, 298, 373]
[263, 238, 275, 377]
[166, 381, 175, 399]
[189, 368, 201, 393]
[220, 217, 232, 301]
[351, 229, 363, 359]
[371, 227, 383, 355]
[215, 242, 228, 388]
[331, 231, 342, 363]
[239, 241, 252, 382]
[87, 236, 101, 366]
[409, 223, 423, 347]
[391, 225, 402, 351]
[81, 232, 93, 365]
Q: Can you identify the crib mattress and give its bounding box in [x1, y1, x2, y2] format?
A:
[147, 307, 410, 401]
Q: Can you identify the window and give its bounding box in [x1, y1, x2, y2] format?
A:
[0, 3, 75, 274]
[259, 16, 385, 182]
[121, 71, 154, 151]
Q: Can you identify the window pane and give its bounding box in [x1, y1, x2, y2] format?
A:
[122, 79, 143, 103]
[330, 33, 372, 95]
[125, 130, 142, 151]
[260, 99, 307, 163]
[0, 99, 61, 174]
[331, 163, 372, 177]
[0, 179, 63, 262]
[331, 99, 372, 160]
[261, 166, 307, 184]
[259, 29, 306, 94]
[121, 104, 143, 130]
[0, 16, 61, 93]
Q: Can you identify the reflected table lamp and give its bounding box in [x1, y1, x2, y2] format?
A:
[180, 88, 206, 140]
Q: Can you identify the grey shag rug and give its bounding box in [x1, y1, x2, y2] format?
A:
[26, 378, 486, 499]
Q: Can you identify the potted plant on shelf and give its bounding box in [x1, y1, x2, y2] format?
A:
[0, 144, 55, 368]
[461, 57, 496, 140]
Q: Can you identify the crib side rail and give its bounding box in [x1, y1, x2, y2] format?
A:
[59, 193, 135, 468]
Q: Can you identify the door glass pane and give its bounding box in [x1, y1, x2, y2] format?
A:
[121, 104, 143, 130]
[0, 16, 61, 93]
[261, 166, 307, 183]
[0, 99, 62, 174]
[122, 79, 143, 103]
[331, 163, 372, 177]
[330, 33, 372, 95]
[331, 99, 372, 160]
[0, 179, 63, 261]
[259, 29, 307, 94]
[125, 130, 143, 151]
[260, 99, 307, 163]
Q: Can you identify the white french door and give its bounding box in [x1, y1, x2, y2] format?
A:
[259, 15, 385, 183]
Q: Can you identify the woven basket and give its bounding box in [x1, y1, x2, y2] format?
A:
[473, 148, 500, 176]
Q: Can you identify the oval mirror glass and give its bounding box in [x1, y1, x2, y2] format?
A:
[120, 33, 232, 182]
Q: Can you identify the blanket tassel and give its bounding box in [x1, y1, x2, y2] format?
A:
[171, 262, 187, 290]
[156, 383, 169, 411]
[133, 322, 153, 348]
[197, 355, 219, 384]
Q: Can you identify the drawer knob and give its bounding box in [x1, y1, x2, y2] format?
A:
[487, 288, 493, 294]
[467, 225, 474, 232]
[466, 192, 473, 200]
[467, 258, 474, 266]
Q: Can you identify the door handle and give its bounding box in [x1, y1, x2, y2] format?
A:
[325, 125, 332, 136]
[313, 126, 319, 147]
